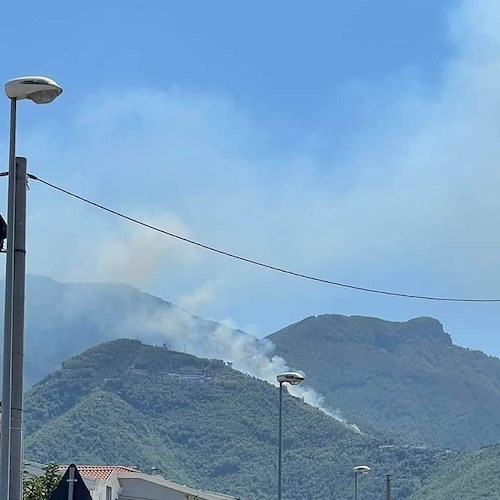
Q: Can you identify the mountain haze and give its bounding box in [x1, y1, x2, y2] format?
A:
[14, 275, 237, 386]
[268, 314, 500, 450]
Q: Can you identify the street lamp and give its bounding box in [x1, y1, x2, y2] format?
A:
[1, 76, 62, 500]
[5, 76, 63, 103]
[277, 371, 304, 500]
[353, 465, 371, 500]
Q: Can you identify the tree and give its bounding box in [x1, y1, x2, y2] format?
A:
[23, 463, 61, 500]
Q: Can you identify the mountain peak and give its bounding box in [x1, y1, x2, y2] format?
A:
[271, 314, 452, 349]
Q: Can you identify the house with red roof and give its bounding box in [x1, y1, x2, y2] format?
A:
[26, 461, 239, 500]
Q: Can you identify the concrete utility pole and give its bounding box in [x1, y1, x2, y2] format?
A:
[386, 474, 391, 500]
[0, 156, 27, 500]
[9, 156, 27, 500]
[0, 99, 18, 500]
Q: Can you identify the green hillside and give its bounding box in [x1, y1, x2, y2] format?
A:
[25, 339, 441, 499]
[409, 445, 500, 500]
[267, 314, 500, 450]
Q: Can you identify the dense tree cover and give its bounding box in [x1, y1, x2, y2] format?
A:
[409, 445, 500, 500]
[24, 339, 443, 500]
[268, 314, 500, 450]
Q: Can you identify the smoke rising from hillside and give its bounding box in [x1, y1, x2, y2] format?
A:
[143, 305, 359, 430]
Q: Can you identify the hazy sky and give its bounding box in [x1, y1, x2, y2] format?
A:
[3, 0, 500, 356]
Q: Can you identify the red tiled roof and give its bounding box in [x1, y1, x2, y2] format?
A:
[59, 465, 139, 481]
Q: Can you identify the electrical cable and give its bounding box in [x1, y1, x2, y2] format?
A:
[27, 173, 500, 303]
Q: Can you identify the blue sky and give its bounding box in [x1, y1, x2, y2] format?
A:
[4, 0, 500, 357]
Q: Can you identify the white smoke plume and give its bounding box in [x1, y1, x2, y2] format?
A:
[90, 213, 195, 287]
[145, 304, 361, 432]
[178, 280, 225, 314]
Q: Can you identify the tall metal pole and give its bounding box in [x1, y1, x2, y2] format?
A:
[386, 474, 391, 500]
[1, 97, 17, 500]
[10, 156, 27, 500]
[354, 472, 358, 500]
[278, 381, 283, 500]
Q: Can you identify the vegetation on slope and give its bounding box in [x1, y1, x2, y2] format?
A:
[409, 445, 500, 500]
[25, 339, 441, 499]
[268, 314, 500, 450]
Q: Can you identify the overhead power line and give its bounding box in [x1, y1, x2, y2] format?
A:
[27, 173, 500, 303]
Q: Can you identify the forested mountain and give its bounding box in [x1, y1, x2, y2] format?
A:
[13, 276, 500, 454]
[267, 314, 500, 450]
[24, 339, 442, 500]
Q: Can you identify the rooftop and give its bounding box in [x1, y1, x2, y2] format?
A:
[59, 465, 139, 481]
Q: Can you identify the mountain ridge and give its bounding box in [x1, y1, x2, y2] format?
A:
[7, 275, 500, 451]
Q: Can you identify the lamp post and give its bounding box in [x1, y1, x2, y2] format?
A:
[353, 465, 371, 500]
[277, 371, 304, 500]
[1, 76, 62, 500]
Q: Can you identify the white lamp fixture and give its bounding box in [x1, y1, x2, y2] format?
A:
[277, 372, 305, 385]
[353, 466, 371, 474]
[5, 76, 63, 104]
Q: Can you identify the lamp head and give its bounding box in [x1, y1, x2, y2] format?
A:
[277, 372, 305, 385]
[5, 76, 63, 104]
[353, 465, 371, 474]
